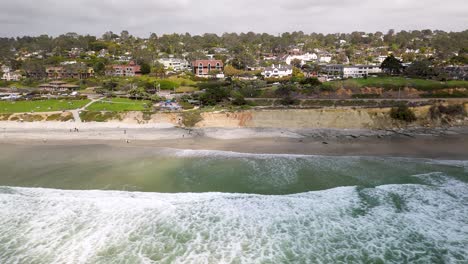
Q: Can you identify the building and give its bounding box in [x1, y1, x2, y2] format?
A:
[261, 64, 293, 78]
[1, 66, 22, 81]
[158, 58, 189, 72]
[191, 60, 224, 77]
[444, 66, 468, 80]
[106, 61, 142, 77]
[318, 55, 333, 63]
[285, 53, 318, 66]
[38, 81, 80, 92]
[322, 64, 382, 78]
[46, 64, 94, 79]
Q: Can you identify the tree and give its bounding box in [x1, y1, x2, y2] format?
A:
[93, 61, 106, 76]
[380, 55, 403, 75]
[290, 58, 302, 68]
[140, 62, 151, 75]
[199, 86, 230, 105]
[231, 50, 255, 70]
[224, 65, 243, 77]
[405, 59, 437, 78]
[22, 60, 46, 80]
[292, 67, 305, 80]
[390, 105, 416, 122]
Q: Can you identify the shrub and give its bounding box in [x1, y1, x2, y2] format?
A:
[390, 105, 417, 122]
[231, 92, 247, 106]
[180, 111, 203, 127]
[157, 80, 179, 90]
[430, 104, 466, 119]
[80, 111, 121, 122]
[352, 94, 381, 99]
[278, 96, 300, 106]
[179, 101, 195, 110]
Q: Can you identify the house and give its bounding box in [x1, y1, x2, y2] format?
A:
[106, 61, 142, 77]
[261, 64, 293, 78]
[158, 58, 189, 72]
[191, 60, 224, 77]
[38, 81, 80, 92]
[1, 66, 22, 81]
[322, 64, 382, 78]
[318, 55, 333, 63]
[285, 53, 318, 66]
[46, 64, 94, 79]
[444, 66, 468, 80]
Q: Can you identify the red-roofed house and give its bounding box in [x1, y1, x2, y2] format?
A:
[191, 60, 224, 77]
[106, 61, 142, 77]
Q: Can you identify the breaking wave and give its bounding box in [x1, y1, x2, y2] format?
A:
[1, 172, 467, 263]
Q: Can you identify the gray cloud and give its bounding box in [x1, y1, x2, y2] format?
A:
[0, 0, 466, 37]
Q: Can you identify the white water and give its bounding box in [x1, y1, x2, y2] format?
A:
[1, 172, 467, 264]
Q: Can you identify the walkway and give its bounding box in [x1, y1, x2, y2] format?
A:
[71, 97, 104, 123]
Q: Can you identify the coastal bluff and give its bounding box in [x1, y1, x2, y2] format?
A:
[1, 101, 467, 130]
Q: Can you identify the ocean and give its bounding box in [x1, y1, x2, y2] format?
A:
[0, 144, 467, 263]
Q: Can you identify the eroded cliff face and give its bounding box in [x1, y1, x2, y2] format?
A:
[192, 102, 468, 129]
[195, 108, 412, 129]
[2, 102, 466, 130]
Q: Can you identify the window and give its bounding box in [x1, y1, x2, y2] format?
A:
[208, 64, 211, 72]
[216, 63, 220, 70]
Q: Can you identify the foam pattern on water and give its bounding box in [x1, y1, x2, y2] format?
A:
[1, 173, 467, 264]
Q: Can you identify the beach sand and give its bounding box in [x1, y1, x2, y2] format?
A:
[1, 121, 468, 160]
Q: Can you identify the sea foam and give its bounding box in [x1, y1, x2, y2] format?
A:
[0, 172, 467, 264]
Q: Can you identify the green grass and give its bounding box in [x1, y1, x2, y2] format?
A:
[168, 76, 197, 87]
[0, 99, 91, 113]
[79, 111, 122, 122]
[323, 77, 468, 91]
[176, 86, 199, 93]
[86, 98, 151, 112]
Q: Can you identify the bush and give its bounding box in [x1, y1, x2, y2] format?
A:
[390, 105, 417, 122]
[179, 101, 195, 110]
[352, 94, 381, 99]
[278, 96, 300, 106]
[430, 104, 466, 119]
[157, 79, 179, 90]
[180, 111, 202, 127]
[231, 92, 247, 106]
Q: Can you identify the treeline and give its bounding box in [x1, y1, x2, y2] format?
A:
[1, 29, 467, 64]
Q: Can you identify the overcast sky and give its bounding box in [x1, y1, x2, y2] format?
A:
[1, 0, 467, 37]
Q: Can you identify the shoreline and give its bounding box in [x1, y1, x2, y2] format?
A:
[1, 122, 468, 160]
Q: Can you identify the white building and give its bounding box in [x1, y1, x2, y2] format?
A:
[319, 55, 333, 63]
[157, 58, 189, 72]
[261, 64, 293, 78]
[285, 53, 318, 65]
[1, 66, 22, 81]
[323, 64, 382, 78]
[375, 55, 388, 64]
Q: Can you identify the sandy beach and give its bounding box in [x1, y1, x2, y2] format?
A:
[1, 121, 468, 159]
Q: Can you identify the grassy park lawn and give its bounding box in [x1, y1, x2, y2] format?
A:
[323, 77, 468, 91]
[86, 98, 151, 112]
[0, 99, 91, 113]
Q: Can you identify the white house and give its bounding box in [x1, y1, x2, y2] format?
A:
[375, 55, 388, 64]
[261, 64, 293, 78]
[322, 64, 382, 78]
[157, 58, 189, 72]
[319, 55, 333, 63]
[285, 53, 318, 66]
[1, 66, 22, 81]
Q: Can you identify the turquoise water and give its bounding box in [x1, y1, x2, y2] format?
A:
[0, 144, 467, 263]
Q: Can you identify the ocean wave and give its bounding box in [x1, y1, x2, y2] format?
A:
[1, 177, 467, 263]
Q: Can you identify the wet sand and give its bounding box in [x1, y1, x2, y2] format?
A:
[1, 126, 468, 160]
